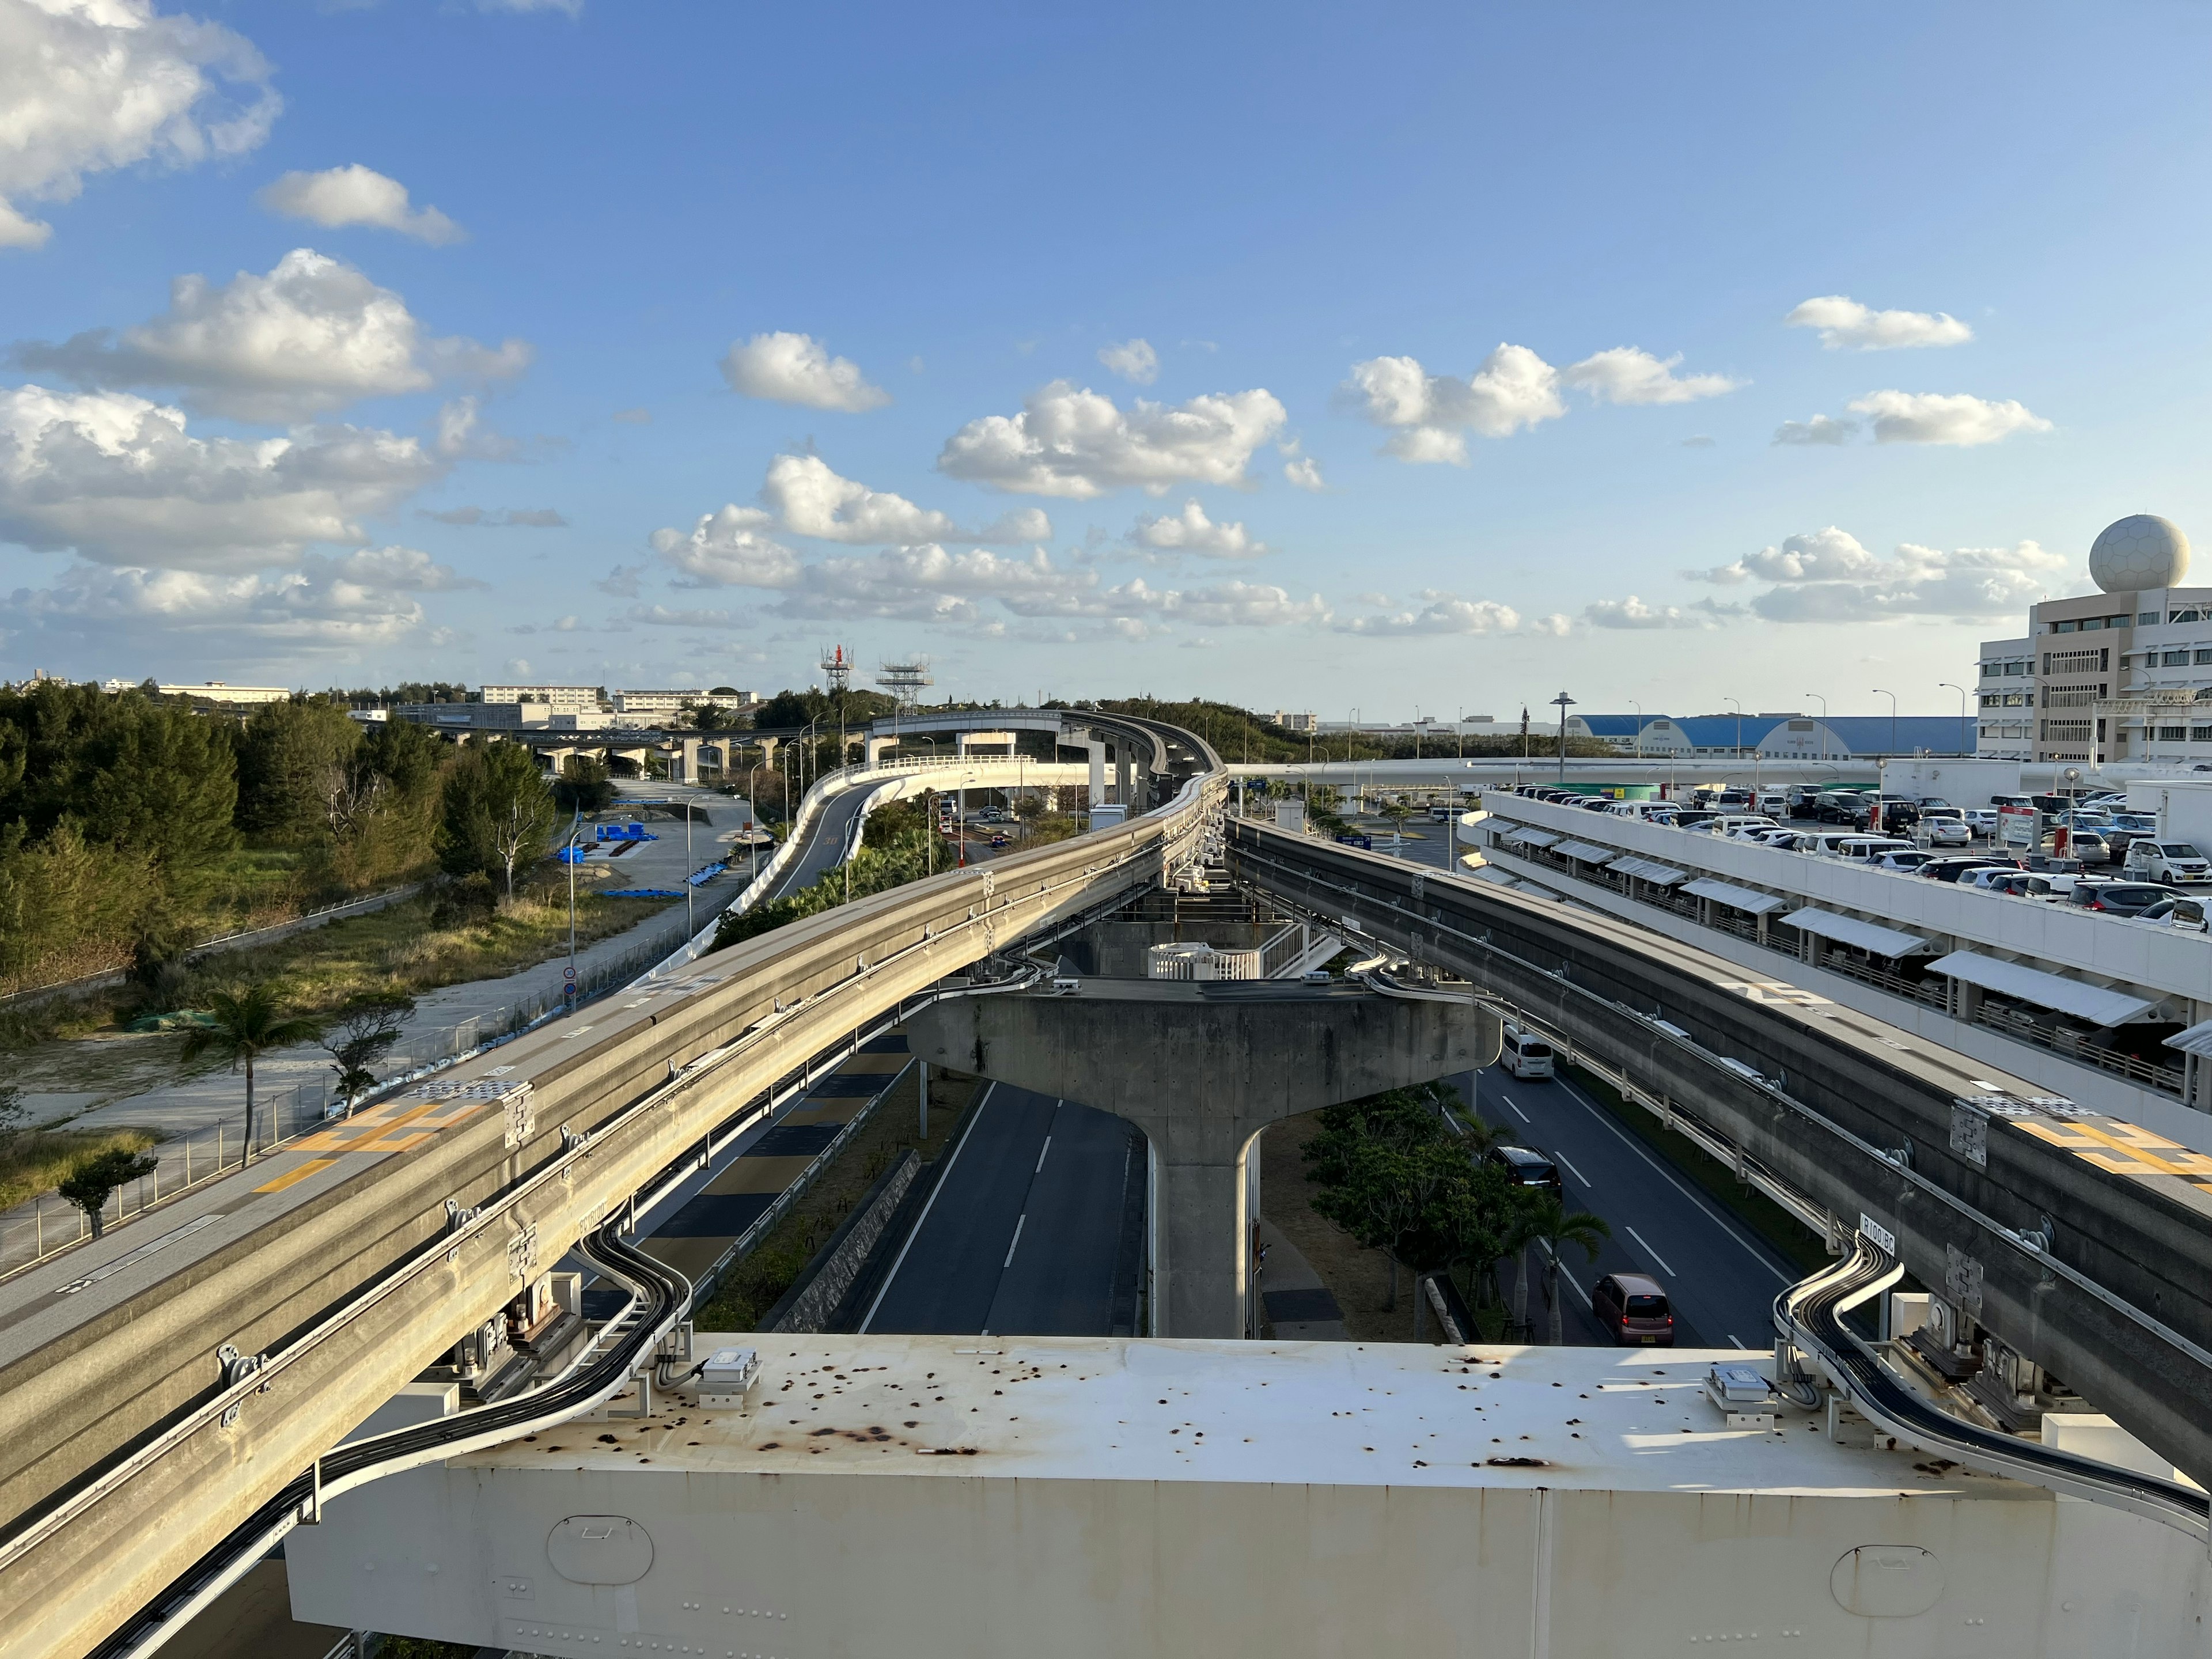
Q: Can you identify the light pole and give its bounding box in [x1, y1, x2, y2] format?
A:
[1873, 688, 1897, 756]
[1940, 682, 1968, 751]
[1550, 691, 1576, 786]
[1804, 692, 1827, 764]
[1725, 695, 1743, 762]
[1630, 698, 1644, 764]
[563, 806, 581, 1017]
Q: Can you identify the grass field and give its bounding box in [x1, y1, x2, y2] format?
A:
[0, 1127, 161, 1213]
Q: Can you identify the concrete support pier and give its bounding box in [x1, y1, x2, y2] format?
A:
[906, 982, 1498, 1337]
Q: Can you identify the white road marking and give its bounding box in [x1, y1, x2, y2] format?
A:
[1626, 1226, 1676, 1277]
[1727, 1334, 1747, 1349]
[1002, 1213, 1027, 1270]
[1551, 1150, 1591, 1188]
[1035, 1135, 1052, 1173]
[1502, 1096, 1532, 1124]
[859, 1082, 997, 1332]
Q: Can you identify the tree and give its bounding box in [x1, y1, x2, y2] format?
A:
[552, 752, 617, 815]
[235, 699, 362, 842]
[0, 1082, 25, 1143]
[60, 1146, 160, 1239]
[1524, 1195, 1611, 1344]
[437, 741, 557, 896]
[319, 991, 416, 1111]
[178, 984, 323, 1157]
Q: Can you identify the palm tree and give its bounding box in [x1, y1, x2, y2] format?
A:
[179, 984, 323, 1160]
[1525, 1195, 1611, 1344]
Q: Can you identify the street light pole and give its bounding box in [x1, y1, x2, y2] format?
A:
[1873, 688, 1898, 756]
[1804, 692, 1827, 764]
[1549, 691, 1576, 786]
[1939, 681, 1968, 751]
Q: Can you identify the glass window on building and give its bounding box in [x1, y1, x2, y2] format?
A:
[2164, 650, 2190, 666]
[2194, 726, 2212, 744]
[2196, 648, 2212, 664]
[2142, 612, 2164, 626]
[2158, 725, 2189, 742]
[2054, 619, 2078, 632]
[2172, 609, 2203, 623]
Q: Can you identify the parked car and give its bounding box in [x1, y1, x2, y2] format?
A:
[990, 833, 1009, 848]
[1919, 856, 2010, 882]
[1925, 816, 1974, 847]
[1961, 866, 2029, 891]
[2068, 881, 2173, 917]
[1874, 849, 1937, 873]
[1487, 1144, 1565, 1196]
[2124, 840, 2212, 885]
[1962, 808, 1999, 838]
[1689, 815, 1781, 838]
[1839, 838, 1919, 864]
[2061, 828, 2111, 865]
[1592, 1272, 1675, 1347]
[2141, 895, 2210, 933]
[1501, 1025, 1555, 1080]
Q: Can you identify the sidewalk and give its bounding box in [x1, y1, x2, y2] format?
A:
[1256, 1217, 1349, 1340]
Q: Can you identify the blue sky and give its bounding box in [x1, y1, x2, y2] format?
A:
[4, 1, 2209, 717]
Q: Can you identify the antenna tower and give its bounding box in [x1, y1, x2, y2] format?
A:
[817, 644, 852, 695]
[878, 654, 934, 709]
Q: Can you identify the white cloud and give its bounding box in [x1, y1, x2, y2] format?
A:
[611, 406, 651, 425]
[431, 395, 522, 461]
[1334, 593, 1523, 636]
[1582, 594, 1710, 630]
[1340, 346, 1564, 464]
[1560, 347, 1741, 406]
[0, 384, 444, 571]
[1690, 527, 2071, 621]
[939, 380, 1286, 498]
[329, 543, 484, 590]
[720, 332, 889, 412]
[1097, 338, 1158, 385]
[1774, 414, 1858, 446]
[1846, 390, 2051, 447]
[15, 248, 532, 421]
[652, 506, 800, 589]
[594, 562, 646, 597]
[761, 453, 1048, 545]
[421, 505, 565, 527]
[2, 558, 426, 655]
[0, 0, 280, 251]
[1785, 296, 1973, 351]
[1130, 498, 1266, 559]
[1283, 456, 1324, 490]
[258, 165, 463, 244]
[626, 603, 752, 630]
[479, 0, 581, 13]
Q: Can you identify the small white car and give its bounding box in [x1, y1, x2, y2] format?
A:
[1925, 816, 1973, 847]
[1962, 809, 1999, 838]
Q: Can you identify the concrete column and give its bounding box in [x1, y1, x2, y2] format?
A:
[1119, 1114, 1265, 1338]
[676, 737, 702, 783]
[1087, 737, 1107, 806]
[1115, 752, 1132, 809]
[866, 735, 896, 766]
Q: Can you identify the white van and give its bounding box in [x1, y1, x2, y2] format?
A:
[1689, 815, 1781, 838]
[1838, 838, 1919, 863]
[1501, 1024, 1555, 1081]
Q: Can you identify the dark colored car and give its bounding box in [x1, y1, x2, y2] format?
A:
[990, 833, 1009, 848]
[1593, 1272, 1675, 1346]
[2069, 881, 2171, 916]
[1486, 1145, 1563, 1198]
[1919, 857, 2011, 882]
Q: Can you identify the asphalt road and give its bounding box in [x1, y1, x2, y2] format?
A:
[1456, 1062, 1801, 1350]
[860, 1084, 1143, 1337]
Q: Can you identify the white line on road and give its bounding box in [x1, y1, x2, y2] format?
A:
[859, 1081, 996, 1332]
[1002, 1213, 1027, 1270]
[1035, 1135, 1052, 1173]
[1625, 1226, 1676, 1278]
[1551, 1150, 1591, 1188]
[1727, 1334, 1746, 1349]
[1501, 1095, 1532, 1124]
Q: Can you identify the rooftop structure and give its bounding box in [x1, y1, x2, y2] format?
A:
[1978, 515, 2212, 767]
[285, 1334, 2203, 1654]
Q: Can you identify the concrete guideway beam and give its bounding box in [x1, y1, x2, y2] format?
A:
[905, 984, 1499, 1337]
[0, 781, 1225, 1659]
[1228, 821, 2212, 1491]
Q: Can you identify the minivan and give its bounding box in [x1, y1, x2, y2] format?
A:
[1502, 1025, 1555, 1080]
[1593, 1272, 1675, 1346]
[1486, 1144, 1563, 1196]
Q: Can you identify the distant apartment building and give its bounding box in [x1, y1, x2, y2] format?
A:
[1268, 710, 1319, 732]
[611, 687, 758, 718]
[1974, 514, 2212, 767]
[478, 683, 604, 713]
[156, 681, 292, 706]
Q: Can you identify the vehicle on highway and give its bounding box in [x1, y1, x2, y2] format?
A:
[1486, 1143, 1564, 1196]
[2067, 881, 2172, 917]
[1429, 804, 1454, 821]
[2125, 840, 2212, 884]
[1924, 815, 1974, 847]
[1301, 968, 1334, 983]
[1593, 1271, 1675, 1346]
[2142, 895, 2210, 932]
[1502, 1025, 1555, 1080]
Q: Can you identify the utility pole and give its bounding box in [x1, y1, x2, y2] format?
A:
[1550, 691, 1575, 786]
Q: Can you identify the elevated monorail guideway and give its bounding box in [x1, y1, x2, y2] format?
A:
[0, 767, 1224, 1659]
[1228, 819, 2212, 1492]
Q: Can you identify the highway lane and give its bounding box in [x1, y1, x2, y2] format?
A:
[861, 1084, 1143, 1337]
[1456, 1063, 1802, 1350]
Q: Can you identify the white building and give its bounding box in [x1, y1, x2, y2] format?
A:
[154, 681, 292, 705]
[1976, 515, 2212, 767]
[611, 687, 758, 717]
[479, 683, 604, 713]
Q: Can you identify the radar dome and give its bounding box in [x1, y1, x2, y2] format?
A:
[2088, 514, 2190, 593]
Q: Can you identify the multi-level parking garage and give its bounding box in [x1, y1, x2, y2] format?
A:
[2, 711, 2210, 1657]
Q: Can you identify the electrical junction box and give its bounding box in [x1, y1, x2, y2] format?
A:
[1706, 1362, 1777, 1429]
[700, 1346, 760, 1408]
